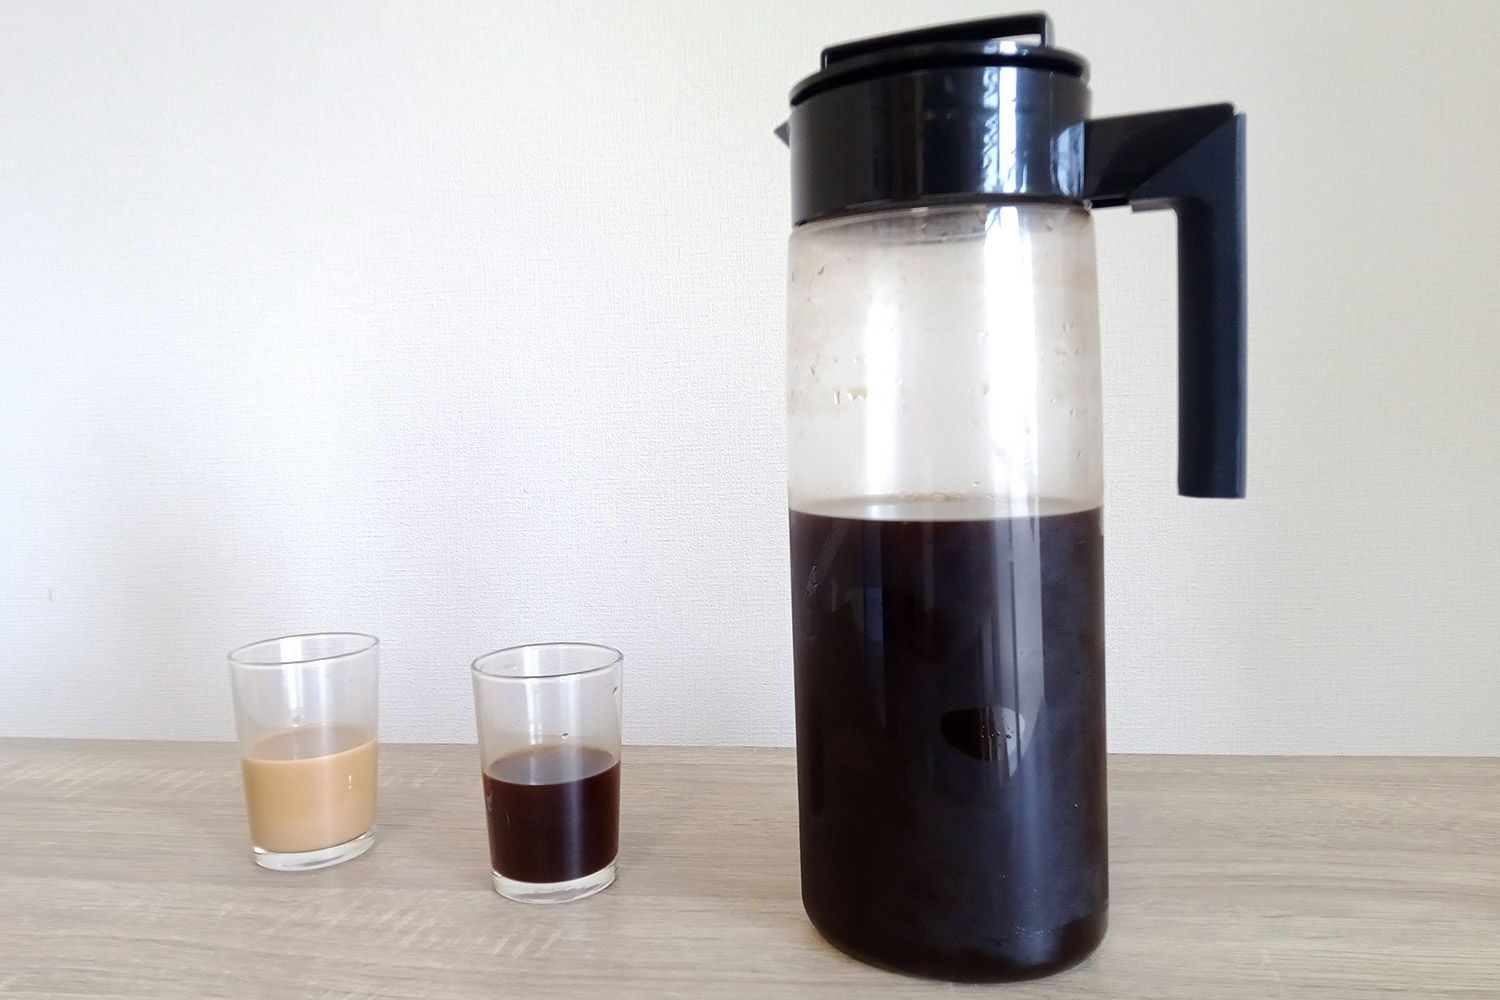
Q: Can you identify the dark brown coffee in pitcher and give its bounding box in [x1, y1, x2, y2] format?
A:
[790, 503, 1107, 979]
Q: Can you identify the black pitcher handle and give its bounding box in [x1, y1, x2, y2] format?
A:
[1086, 106, 1247, 499]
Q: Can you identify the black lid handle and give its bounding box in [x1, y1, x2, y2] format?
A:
[821, 12, 1053, 67]
[1085, 105, 1247, 499]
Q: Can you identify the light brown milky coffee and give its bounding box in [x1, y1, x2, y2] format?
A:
[240, 725, 376, 854]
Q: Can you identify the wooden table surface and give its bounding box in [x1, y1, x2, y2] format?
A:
[0, 741, 1495, 999]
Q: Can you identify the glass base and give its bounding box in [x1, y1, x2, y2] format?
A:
[253, 827, 376, 872]
[492, 861, 616, 903]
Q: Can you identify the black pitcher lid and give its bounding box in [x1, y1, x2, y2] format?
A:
[781, 12, 1094, 220]
[789, 13, 1088, 106]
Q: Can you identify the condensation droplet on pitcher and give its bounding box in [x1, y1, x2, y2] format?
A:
[1044, 215, 1057, 232]
[1062, 320, 1072, 333]
[562, 732, 570, 740]
[848, 385, 867, 400]
[832, 389, 843, 405]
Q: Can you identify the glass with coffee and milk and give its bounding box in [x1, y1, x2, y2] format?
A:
[226, 633, 379, 871]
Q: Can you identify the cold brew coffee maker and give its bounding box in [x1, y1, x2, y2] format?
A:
[780, 12, 1246, 981]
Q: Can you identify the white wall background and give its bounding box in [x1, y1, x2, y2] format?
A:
[3, 0, 1498, 753]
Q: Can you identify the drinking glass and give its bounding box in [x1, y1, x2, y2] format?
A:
[472, 643, 623, 903]
[227, 632, 379, 871]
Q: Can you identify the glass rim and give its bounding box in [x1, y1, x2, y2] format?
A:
[471, 642, 623, 682]
[227, 632, 380, 668]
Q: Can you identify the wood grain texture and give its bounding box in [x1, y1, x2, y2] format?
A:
[0, 741, 1495, 999]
